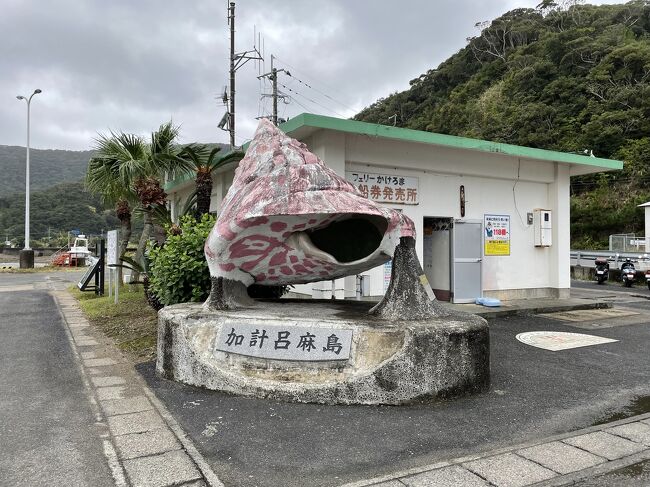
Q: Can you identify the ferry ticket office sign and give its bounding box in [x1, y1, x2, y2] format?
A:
[484, 214, 510, 256]
[215, 323, 353, 361]
[346, 171, 419, 205]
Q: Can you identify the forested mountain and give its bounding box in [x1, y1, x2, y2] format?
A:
[355, 0, 650, 248]
[0, 145, 93, 198]
[0, 181, 119, 247]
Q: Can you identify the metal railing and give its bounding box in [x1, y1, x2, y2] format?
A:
[571, 249, 650, 270]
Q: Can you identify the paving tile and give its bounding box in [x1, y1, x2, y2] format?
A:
[464, 452, 556, 487]
[97, 386, 126, 400]
[91, 376, 126, 387]
[80, 351, 97, 359]
[85, 357, 118, 367]
[67, 322, 89, 328]
[123, 450, 201, 487]
[107, 410, 166, 436]
[114, 428, 181, 460]
[607, 422, 650, 446]
[517, 441, 605, 474]
[101, 396, 153, 416]
[563, 431, 646, 460]
[403, 465, 489, 486]
[75, 339, 99, 346]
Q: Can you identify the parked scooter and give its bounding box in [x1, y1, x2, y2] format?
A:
[620, 258, 636, 288]
[594, 258, 609, 284]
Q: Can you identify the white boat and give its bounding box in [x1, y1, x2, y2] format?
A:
[53, 234, 93, 266]
[69, 235, 92, 261]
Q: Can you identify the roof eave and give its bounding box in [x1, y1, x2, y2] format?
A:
[280, 113, 623, 172]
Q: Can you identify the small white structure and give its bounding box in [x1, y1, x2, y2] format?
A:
[166, 114, 622, 302]
[638, 201, 650, 251]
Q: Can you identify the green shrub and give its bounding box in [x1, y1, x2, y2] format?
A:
[148, 214, 215, 306]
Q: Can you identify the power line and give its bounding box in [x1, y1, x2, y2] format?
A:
[287, 95, 316, 114]
[272, 56, 357, 112]
[284, 71, 358, 113]
[278, 82, 348, 118]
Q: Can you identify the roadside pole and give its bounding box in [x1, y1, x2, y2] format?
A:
[106, 230, 119, 304]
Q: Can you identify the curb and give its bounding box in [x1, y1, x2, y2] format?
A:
[451, 301, 611, 320]
[52, 289, 222, 487]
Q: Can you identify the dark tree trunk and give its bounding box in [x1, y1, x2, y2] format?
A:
[132, 177, 166, 283]
[132, 207, 153, 283]
[196, 170, 213, 217]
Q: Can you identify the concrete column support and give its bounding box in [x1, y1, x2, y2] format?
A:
[644, 206, 650, 252]
[549, 163, 571, 296]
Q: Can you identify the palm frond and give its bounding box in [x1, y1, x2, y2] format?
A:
[208, 149, 245, 171]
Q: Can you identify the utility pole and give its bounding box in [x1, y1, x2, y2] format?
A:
[272, 65, 278, 125]
[228, 2, 236, 148]
[258, 55, 289, 125]
[225, 1, 262, 148]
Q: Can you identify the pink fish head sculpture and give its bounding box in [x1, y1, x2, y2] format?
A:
[204, 119, 436, 317]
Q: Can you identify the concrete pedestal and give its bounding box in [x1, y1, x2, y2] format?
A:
[19, 249, 34, 269]
[157, 300, 489, 405]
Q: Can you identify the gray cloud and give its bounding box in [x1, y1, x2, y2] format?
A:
[1, 0, 621, 150]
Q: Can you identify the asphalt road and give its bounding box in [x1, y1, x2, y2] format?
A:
[0, 273, 113, 486]
[140, 290, 650, 487]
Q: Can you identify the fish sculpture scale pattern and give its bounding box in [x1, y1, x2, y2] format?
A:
[204, 119, 415, 289]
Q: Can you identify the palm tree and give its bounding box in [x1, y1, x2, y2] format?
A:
[176, 145, 245, 216]
[86, 133, 144, 281]
[87, 122, 183, 281]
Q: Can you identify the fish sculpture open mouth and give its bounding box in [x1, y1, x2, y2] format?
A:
[204, 119, 438, 319]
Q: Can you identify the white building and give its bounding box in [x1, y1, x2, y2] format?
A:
[166, 113, 622, 302]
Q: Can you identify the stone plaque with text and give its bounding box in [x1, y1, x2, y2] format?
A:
[215, 323, 353, 361]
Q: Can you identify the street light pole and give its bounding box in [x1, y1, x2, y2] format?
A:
[16, 89, 41, 269]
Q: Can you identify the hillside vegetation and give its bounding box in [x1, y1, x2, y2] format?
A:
[355, 0, 650, 248]
[0, 181, 119, 246]
[0, 145, 93, 199]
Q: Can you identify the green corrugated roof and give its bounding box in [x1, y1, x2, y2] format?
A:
[280, 113, 623, 170]
[165, 113, 622, 191]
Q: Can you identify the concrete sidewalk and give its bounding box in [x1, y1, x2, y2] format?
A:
[51, 290, 220, 487]
[342, 413, 650, 487]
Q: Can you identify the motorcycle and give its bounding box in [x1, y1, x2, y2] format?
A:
[621, 259, 636, 288]
[594, 258, 609, 284]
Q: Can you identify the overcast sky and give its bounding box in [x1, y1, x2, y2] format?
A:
[2, 0, 622, 151]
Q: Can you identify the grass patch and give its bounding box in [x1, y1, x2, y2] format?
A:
[70, 285, 158, 362]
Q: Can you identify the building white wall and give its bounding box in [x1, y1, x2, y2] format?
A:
[340, 134, 568, 299]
